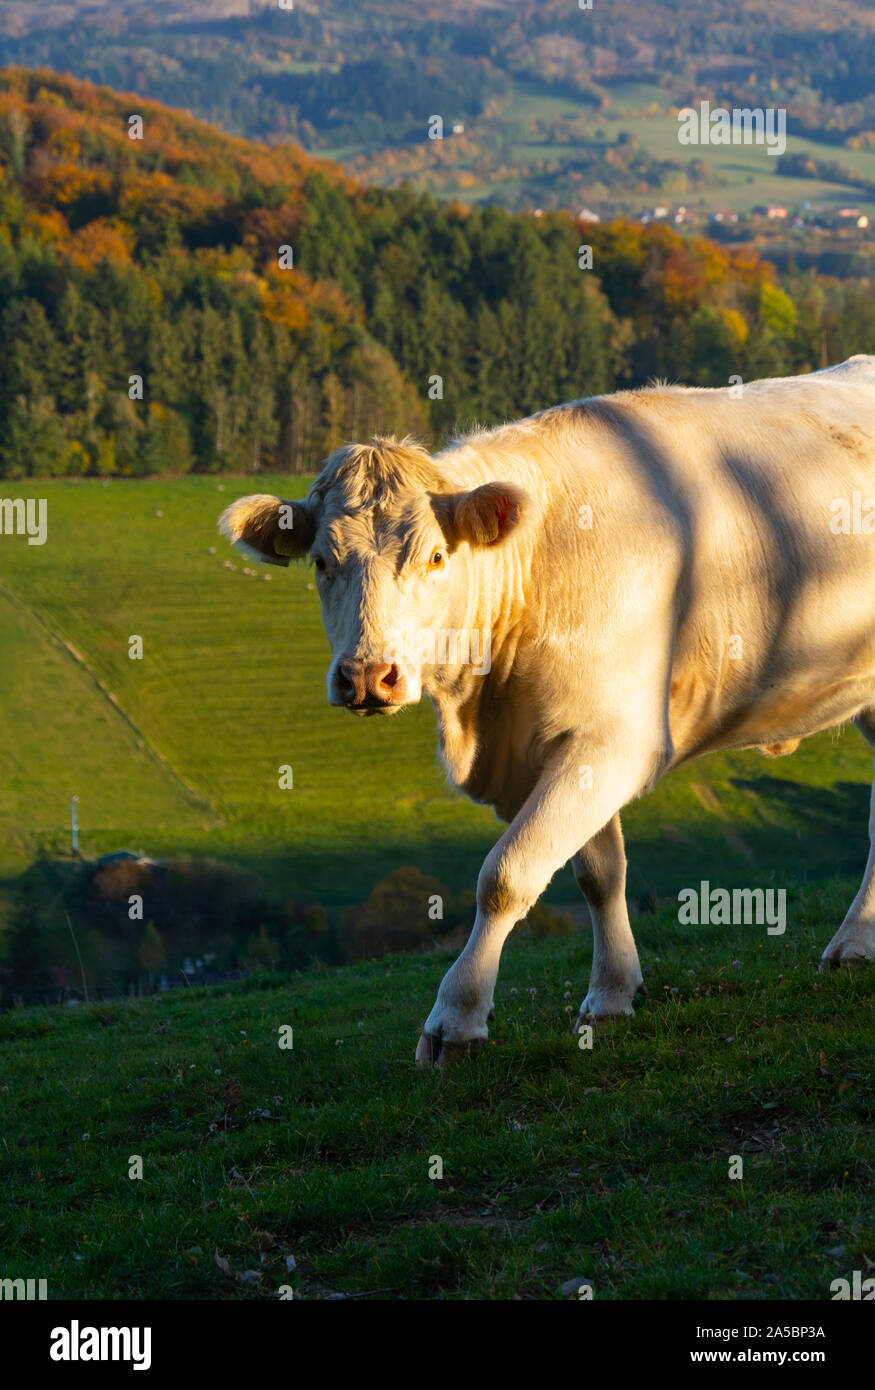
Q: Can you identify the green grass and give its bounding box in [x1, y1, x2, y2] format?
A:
[0, 586, 208, 875]
[0, 884, 872, 1299]
[601, 80, 675, 111]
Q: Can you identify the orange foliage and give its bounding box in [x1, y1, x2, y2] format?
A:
[22, 207, 69, 246]
[65, 218, 132, 270]
[688, 236, 731, 286]
[592, 218, 648, 276]
[33, 86, 68, 112]
[239, 203, 303, 257]
[117, 171, 220, 225]
[261, 288, 309, 334]
[728, 245, 771, 288]
[32, 160, 112, 209]
[0, 66, 348, 215]
[0, 92, 27, 124]
[45, 125, 82, 161]
[659, 247, 707, 312]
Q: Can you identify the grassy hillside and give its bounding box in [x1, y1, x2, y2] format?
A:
[1, 476, 874, 924]
[0, 585, 209, 876]
[1, 889, 872, 1299]
[0, 476, 496, 909]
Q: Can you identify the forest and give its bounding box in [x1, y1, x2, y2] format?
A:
[0, 68, 873, 478]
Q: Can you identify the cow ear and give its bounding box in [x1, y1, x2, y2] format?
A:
[219, 494, 316, 568]
[435, 482, 531, 549]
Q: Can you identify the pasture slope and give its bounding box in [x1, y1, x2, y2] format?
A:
[0, 886, 872, 1299]
[1, 476, 875, 915]
[0, 475, 873, 1298]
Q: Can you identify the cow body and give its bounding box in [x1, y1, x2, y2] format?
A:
[222, 356, 875, 1063]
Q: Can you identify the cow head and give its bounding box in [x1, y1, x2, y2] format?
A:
[219, 438, 530, 715]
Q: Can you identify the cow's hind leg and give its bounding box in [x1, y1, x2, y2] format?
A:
[571, 813, 644, 1026]
[821, 709, 875, 969]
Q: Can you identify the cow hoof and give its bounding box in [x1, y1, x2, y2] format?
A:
[415, 1031, 486, 1068]
[820, 944, 875, 970]
[820, 923, 875, 971]
[571, 1009, 633, 1034]
[572, 985, 640, 1028]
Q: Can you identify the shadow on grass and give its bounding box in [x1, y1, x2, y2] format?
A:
[623, 776, 869, 905]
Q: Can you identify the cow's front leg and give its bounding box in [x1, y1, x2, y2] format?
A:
[414, 902, 509, 1066]
[416, 741, 656, 1065]
[571, 812, 644, 1026]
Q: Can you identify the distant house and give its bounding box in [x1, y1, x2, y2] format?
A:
[578, 207, 601, 223]
[837, 208, 861, 219]
[752, 204, 788, 219]
[451, 123, 465, 136]
[710, 209, 739, 224]
[858, 215, 870, 229]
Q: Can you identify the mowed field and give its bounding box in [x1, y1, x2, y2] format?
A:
[0, 475, 874, 1299]
[1, 475, 875, 921]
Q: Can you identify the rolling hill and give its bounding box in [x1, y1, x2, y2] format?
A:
[0, 71, 873, 991]
[0, 66, 873, 486]
[4, 0, 875, 227]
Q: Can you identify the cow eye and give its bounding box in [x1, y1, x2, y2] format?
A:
[429, 550, 445, 570]
[313, 555, 327, 573]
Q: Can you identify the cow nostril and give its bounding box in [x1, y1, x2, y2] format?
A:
[365, 662, 401, 702]
[337, 662, 356, 703]
[339, 660, 401, 707]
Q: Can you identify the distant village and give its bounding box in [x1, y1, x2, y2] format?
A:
[561, 203, 871, 233]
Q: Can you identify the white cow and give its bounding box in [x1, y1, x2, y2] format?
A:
[221, 356, 875, 1064]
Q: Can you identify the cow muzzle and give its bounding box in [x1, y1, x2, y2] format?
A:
[332, 659, 407, 714]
